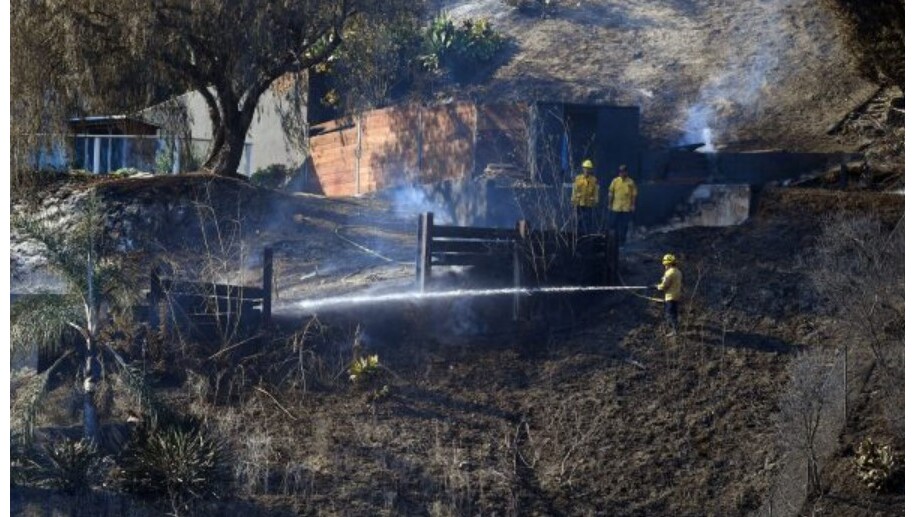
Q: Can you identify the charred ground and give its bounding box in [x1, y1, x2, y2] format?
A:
[10, 176, 903, 515]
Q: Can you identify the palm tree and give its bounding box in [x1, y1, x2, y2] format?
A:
[12, 192, 136, 443]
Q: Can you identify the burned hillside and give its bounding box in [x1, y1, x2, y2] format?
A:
[10, 174, 904, 515]
[9, 0, 905, 514]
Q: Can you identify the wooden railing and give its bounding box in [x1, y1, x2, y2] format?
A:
[148, 247, 273, 338]
[415, 213, 618, 317]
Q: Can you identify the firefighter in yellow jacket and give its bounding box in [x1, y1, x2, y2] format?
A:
[608, 164, 637, 245]
[571, 159, 600, 234]
[656, 253, 682, 336]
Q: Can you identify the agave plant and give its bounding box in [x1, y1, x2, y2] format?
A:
[117, 424, 229, 514]
[40, 438, 99, 493]
[11, 192, 137, 444]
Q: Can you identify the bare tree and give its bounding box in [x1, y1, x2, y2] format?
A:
[808, 213, 904, 433]
[775, 347, 844, 498]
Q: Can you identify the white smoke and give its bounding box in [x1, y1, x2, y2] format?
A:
[679, 1, 787, 150]
[384, 184, 454, 224]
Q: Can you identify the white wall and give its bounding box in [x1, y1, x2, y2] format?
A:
[148, 87, 308, 175]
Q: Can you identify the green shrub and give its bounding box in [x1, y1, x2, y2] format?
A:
[40, 438, 99, 493]
[155, 146, 174, 174]
[116, 424, 230, 513]
[250, 164, 292, 189]
[460, 18, 505, 62]
[421, 14, 505, 76]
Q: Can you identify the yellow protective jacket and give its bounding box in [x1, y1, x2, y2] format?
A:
[657, 267, 682, 301]
[571, 174, 599, 207]
[609, 176, 638, 212]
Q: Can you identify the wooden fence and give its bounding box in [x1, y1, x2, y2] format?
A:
[415, 213, 618, 318]
[148, 247, 273, 340]
[309, 102, 528, 196]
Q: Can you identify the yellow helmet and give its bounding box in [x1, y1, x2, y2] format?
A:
[581, 159, 594, 169]
[662, 253, 677, 265]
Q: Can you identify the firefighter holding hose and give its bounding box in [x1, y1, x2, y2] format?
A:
[571, 159, 600, 234]
[656, 253, 682, 337]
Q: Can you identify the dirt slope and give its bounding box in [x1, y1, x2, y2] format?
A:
[438, 0, 876, 151]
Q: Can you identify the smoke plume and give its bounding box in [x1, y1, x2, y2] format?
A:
[679, 0, 788, 150]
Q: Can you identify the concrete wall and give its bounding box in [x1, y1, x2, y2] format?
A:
[640, 149, 854, 185]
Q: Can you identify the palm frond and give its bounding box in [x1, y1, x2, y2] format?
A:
[97, 259, 140, 310]
[11, 294, 84, 355]
[106, 344, 176, 429]
[11, 350, 74, 443]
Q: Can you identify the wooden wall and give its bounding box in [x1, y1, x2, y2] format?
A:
[308, 102, 528, 197]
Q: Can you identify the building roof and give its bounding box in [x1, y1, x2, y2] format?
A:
[69, 115, 160, 134]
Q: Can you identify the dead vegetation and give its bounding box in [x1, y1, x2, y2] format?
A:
[10, 178, 904, 516]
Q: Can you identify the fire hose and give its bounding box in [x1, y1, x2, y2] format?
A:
[335, 224, 666, 302]
[617, 270, 665, 303]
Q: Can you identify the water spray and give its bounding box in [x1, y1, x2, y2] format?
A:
[290, 285, 649, 314]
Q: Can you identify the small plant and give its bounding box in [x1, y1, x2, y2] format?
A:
[460, 18, 504, 63]
[155, 144, 175, 174]
[40, 438, 99, 493]
[854, 438, 902, 492]
[321, 89, 341, 108]
[368, 384, 392, 403]
[116, 424, 230, 514]
[349, 354, 381, 384]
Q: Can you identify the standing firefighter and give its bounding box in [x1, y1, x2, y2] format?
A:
[656, 253, 682, 337]
[571, 159, 600, 234]
[608, 164, 637, 246]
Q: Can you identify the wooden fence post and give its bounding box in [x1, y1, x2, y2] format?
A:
[149, 267, 161, 331]
[416, 212, 433, 292]
[262, 247, 273, 331]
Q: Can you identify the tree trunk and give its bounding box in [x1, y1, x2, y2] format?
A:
[204, 122, 249, 176]
[83, 337, 101, 444]
[202, 90, 258, 177]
